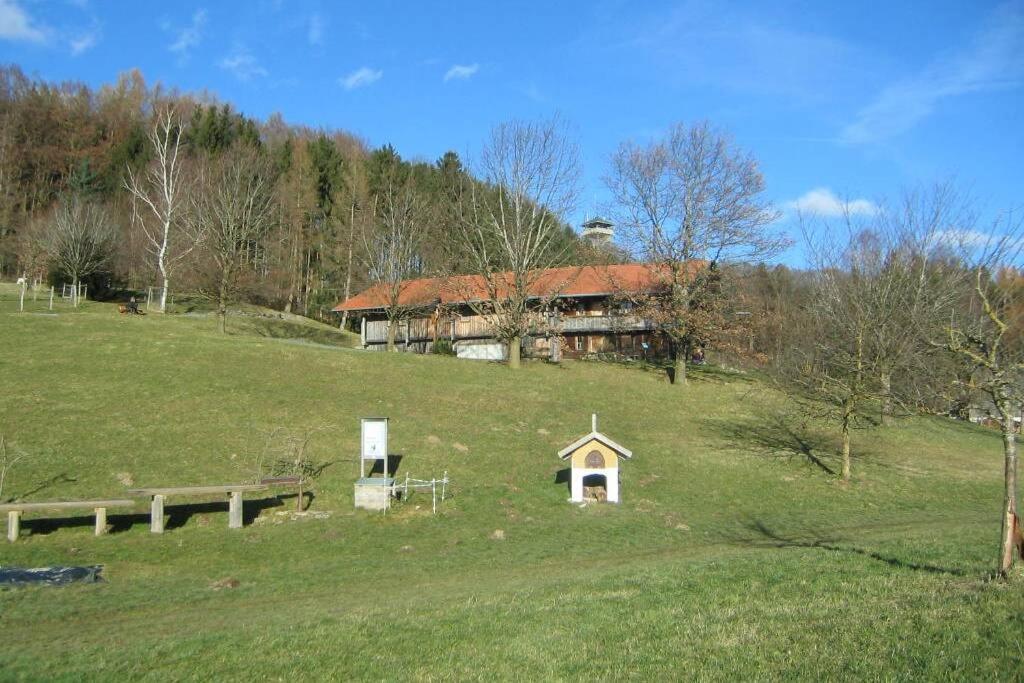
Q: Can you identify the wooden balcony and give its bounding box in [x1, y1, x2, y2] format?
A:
[363, 314, 655, 345]
[558, 314, 653, 333]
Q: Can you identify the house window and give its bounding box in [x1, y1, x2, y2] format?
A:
[574, 336, 584, 351]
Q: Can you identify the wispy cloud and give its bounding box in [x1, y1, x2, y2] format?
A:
[444, 63, 479, 82]
[592, 2, 865, 102]
[220, 46, 268, 81]
[930, 228, 1024, 251]
[307, 13, 324, 46]
[521, 83, 546, 103]
[169, 9, 207, 58]
[339, 66, 382, 90]
[69, 22, 100, 55]
[783, 188, 876, 217]
[841, 2, 1024, 145]
[0, 0, 46, 43]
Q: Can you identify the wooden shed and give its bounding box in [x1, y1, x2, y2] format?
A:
[557, 414, 632, 503]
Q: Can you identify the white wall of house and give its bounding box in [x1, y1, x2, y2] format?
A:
[455, 341, 507, 361]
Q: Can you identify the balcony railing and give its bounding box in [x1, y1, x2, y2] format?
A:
[363, 314, 655, 344]
[559, 315, 653, 333]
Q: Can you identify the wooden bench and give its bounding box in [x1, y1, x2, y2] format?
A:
[126, 484, 268, 533]
[0, 500, 135, 542]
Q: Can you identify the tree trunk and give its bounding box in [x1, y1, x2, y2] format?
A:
[672, 345, 688, 386]
[72, 275, 79, 307]
[508, 335, 522, 369]
[340, 201, 355, 331]
[841, 407, 852, 481]
[386, 319, 397, 352]
[157, 229, 169, 313]
[880, 370, 894, 426]
[160, 273, 169, 314]
[217, 270, 230, 334]
[999, 410, 1019, 575]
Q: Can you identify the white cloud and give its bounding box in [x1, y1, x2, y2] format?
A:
[220, 47, 268, 81]
[443, 63, 479, 82]
[0, 0, 46, 43]
[169, 9, 207, 56]
[928, 229, 1024, 255]
[69, 24, 100, 55]
[339, 66, 382, 90]
[841, 2, 1024, 145]
[307, 13, 324, 46]
[521, 83, 546, 103]
[783, 188, 876, 217]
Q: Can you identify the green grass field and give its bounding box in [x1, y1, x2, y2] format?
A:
[0, 283, 1021, 680]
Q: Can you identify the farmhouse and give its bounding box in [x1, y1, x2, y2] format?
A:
[334, 263, 690, 360]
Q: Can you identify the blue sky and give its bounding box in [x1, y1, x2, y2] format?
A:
[1, 0, 1022, 264]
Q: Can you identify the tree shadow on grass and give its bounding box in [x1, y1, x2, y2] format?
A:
[5, 473, 78, 504]
[732, 518, 966, 576]
[705, 412, 842, 475]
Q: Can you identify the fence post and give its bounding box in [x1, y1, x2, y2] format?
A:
[49, 286, 54, 310]
[19, 280, 25, 312]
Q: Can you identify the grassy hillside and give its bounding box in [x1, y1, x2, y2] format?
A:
[0, 283, 1021, 680]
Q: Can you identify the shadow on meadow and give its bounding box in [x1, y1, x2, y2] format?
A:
[17, 494, 303, 538]
[731, 518, 968, 576]
[705, 411, 843, 475]
[3, 473, 78, 504]
[703, 409, 897, 476]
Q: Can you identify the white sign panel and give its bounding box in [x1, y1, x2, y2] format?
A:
[361, 418, 388, 460]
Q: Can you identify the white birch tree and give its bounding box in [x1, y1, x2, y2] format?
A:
[124, 109, 196, 313]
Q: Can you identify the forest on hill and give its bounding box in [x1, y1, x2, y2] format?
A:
[0, 65, 583, 319]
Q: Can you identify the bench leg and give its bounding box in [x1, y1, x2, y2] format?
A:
[94, 507, 107, 536]
[228, 491, 243, 529]
[7, 510, 20, 542]
[150, 495, 165, 533]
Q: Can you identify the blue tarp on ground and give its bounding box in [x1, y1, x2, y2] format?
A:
[0, 565, 104, 587]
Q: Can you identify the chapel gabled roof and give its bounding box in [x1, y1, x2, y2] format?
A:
[557, 431, 633, 460]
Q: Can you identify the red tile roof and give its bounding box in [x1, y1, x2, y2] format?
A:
[333, 263, 700, 312]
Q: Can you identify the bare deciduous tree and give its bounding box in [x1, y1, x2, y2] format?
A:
[338, 159, 370, 331]
[454, 117, 581, 368]
[942, 212, 1024, 576]
[0, 434, 29, 503]
[781, 188, 966, 481]
[191, 148, 276, 333]
[605, 121, 785, 385]
[124, 109, 198, 313]
[865, 184, 976, 424]
[362, 174, 429, 351]
[786, 218, 887, 481]
[42, 196, 117, 306]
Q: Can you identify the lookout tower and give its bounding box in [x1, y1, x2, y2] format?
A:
[581, 217, 614, 247]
